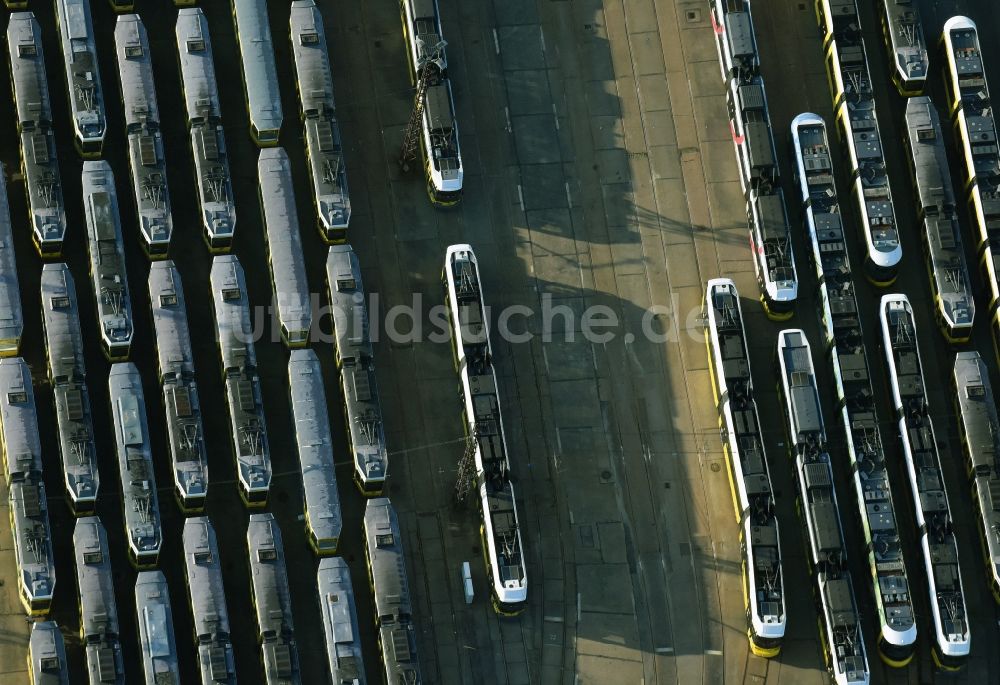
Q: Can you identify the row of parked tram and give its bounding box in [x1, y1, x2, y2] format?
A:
[14, 239, 530, 683]
[0, 1, 484, 683]
[2, 0, 443, 262]
[12, 236, 526, 685]
[705, 279, 1000, 680]
[817, 0, 984, 344]
[792, 113, 918, 669]
[708, 0, 978, 314]
[12, 230, 411, 684]
[702, 3, 1000, 678]
[2, 5, 426, 681]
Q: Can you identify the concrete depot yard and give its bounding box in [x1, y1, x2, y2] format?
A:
[0, 0, 1000, 684]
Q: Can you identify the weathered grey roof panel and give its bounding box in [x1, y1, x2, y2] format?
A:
[7, 13, 66, 253]
[150, 261, 209, 505]
[73, 517, 124, 685]
[210, 256, 272, 500]
[29, 622, 68, 685]
[364, 498, 421, 683]
[115, 14, 172, 253]
[247, 513, 302, 685]
[82, 161, 133, 357]
[289, 350, 342, 551]
[176, 8, 220, 123]
[290, 0, 350, 232]
[135, 571, 180, 685]
[55, 0, 107, 148]
[259, 149, 311, 344]
[327, 246, 388, 488]
[176, 8, 235, 246]
[0, 169, 23, 354]
[182, 517, 236, 685]
[317, 557, 366, 684]
[41, 264, 99, 506]
[233, 0, 283, 137]
[109, 363, 162, 564]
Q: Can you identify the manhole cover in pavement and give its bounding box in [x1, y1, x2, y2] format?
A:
[710, 462, 721, 472]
